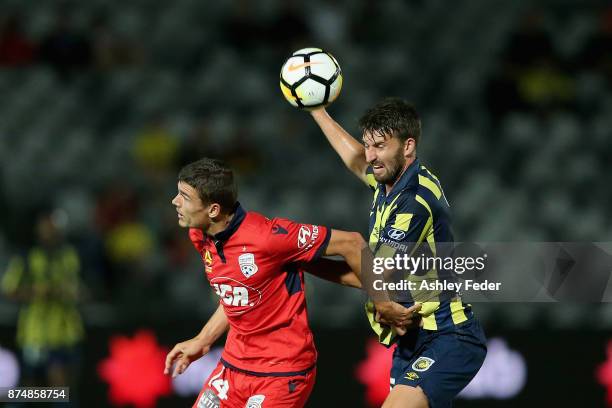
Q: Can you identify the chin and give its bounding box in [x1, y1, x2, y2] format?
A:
[374, 173, 392, 184]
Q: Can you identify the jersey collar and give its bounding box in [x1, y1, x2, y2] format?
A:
[212, 202, 246, 243]
[379, 157, 420, 199]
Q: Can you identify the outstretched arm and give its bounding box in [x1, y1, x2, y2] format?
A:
[303, 230, 365, 288]
[310, 108, 369, 184]
[164, 304, 229, 377]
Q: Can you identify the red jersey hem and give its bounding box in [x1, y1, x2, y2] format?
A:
[219, 352, 317, 375]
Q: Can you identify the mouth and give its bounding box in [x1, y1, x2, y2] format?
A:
[372, 163, 385, 172]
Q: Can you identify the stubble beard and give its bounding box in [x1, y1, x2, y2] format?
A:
[373, 150, 406, 185]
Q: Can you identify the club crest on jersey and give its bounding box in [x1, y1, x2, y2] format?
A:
[238, 253, 258, 278]
[246, 394, 265, 408]
[411, 357, 435, 372]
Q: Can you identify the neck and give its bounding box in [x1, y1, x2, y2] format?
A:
[206, 212, 235, 237]
[385, 156, 415, 194]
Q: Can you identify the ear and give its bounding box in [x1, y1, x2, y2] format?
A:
[403, 137, 416, 158]
[208, 203, 222, 218]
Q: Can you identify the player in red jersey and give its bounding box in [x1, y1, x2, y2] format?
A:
[164, 158, 365, 408]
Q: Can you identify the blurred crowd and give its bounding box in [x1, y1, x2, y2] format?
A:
[0, 9, 141, 80]
[486, 8, 612, 119]
[0, 0, 611, 335]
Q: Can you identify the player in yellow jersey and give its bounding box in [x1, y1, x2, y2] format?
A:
[309, 98, 486, 408]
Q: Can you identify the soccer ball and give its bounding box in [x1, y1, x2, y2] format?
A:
[280, 48, 342, 110]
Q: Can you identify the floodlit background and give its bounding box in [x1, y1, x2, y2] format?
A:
[0, 0, 611, 406]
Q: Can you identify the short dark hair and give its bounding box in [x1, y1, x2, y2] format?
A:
[178, 158, 237, 211]
[359, 97, 421, 144]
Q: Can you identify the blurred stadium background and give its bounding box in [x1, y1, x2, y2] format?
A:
[0, 0, 611, 406]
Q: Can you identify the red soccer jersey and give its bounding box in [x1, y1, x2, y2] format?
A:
[189, 204, 330, 374]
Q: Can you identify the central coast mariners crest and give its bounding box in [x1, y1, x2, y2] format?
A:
[412, 356, 435, 372]
[238, 253, 258, 278]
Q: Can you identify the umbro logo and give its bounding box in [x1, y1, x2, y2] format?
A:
[272, 225, 288, 235]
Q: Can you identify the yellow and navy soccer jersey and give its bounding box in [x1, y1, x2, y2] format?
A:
[365, 158, 472, 342]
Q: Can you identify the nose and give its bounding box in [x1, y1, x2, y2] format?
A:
[365, 146, 377, 164]
[171, 194, 180, 207]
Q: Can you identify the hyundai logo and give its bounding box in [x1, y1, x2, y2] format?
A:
[387, 228, 406, 241]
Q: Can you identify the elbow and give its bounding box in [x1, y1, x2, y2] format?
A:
[343, 231, 366, 269]
[328, 230, 367, 259]
[348, 232, 367, 254]
[339, 232, 366, 261]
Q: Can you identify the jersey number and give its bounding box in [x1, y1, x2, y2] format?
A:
[208, 367, 229, 400]
[213, 283, 249, 306]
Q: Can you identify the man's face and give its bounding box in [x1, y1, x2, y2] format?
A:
[363, 131, 407, 185]
[171, 181, 210, 229]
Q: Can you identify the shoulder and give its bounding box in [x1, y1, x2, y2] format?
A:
[238, 213, 292, 256]
[417, 165, 444, 197]
[415, 164, 448, 212]
[386, 164, 445, 216]
[240, 211, 273, 235]
[232, 212, 285, 243]
[188, 228, 205, 251]
[189, 228, 204, 241]
[365, 166, 378, 190]
[243, 211, 304, 230]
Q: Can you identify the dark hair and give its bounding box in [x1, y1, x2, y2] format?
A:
[178, 158, 237, 211]
[359, 97, 421, 144]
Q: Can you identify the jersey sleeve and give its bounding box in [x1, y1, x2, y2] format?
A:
[364, 166, 378, 191]
[266, 218, 331, 264]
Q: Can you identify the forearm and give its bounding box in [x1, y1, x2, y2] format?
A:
[195, 304, 229, 344]
[310, 109, 367, 179]
[340, 240, 363, 283]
